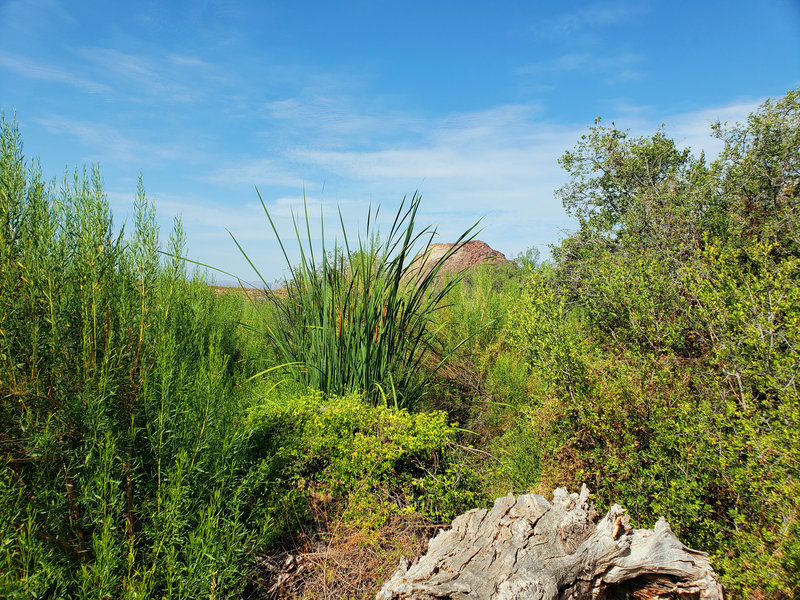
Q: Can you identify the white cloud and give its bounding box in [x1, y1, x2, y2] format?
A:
[0, 52, 111, 95]
[260, 94, 424, 148]
[608, 99, 656, 115]
[167, 54, 212, 69]
[0, 0, 78, 32]
[517, 51, 644, 83]
[603, 69, 646, 84]
[35, 116, 185, 164]
[115, 189, 343, 243]
[221, 95, 770, 271]
[259, 104, 584, 260]
[530, 2, 648, 37]
[203, 158, 310, 189]
[666, 98, 765, 158]
[77, 48, 208, 103]
[602, 96, 765, 158]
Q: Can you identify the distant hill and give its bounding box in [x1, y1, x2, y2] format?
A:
[409, 240, 512, 279]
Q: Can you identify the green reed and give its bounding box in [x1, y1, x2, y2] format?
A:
[236, 190, 480, 409]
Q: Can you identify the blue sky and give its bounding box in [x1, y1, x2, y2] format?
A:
[2, 0, 799, 284]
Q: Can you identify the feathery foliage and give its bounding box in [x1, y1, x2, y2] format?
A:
[0, 114, 273, 598]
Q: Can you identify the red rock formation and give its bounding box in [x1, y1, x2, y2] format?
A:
[410, 240, 511, 279]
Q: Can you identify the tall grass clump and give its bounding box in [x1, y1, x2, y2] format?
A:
[0, 114, 273, 599]
[239, 191, 479, 408]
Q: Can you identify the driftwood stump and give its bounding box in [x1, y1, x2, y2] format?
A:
[377, 486, 723, 600]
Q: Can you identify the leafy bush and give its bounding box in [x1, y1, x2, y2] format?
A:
[245, 390, 483, 536]
[499, 91, 800, 598]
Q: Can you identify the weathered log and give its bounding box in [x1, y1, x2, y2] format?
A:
[377, 486, 723, 600]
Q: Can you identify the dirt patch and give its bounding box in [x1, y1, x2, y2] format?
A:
[212, 286, 285, 302]
[243, 512, 434, 600]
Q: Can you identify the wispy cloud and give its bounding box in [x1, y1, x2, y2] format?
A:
[266, 96, 390, 132]
[517, 53, 590, 74]
[0, 0, 78, 33]
[273, 104, 582, 243]
[261, 94, 424, 149]
[78, 47, 209, 103]
[167, 100, 583, 268]
[0, 52, 111, 94]
[604, 69, 646, 84]
[166, 54, 212, 69]
[665, 98, 765, 157]
[239, 96, 767, 262]
[517, 51, 644, 82]
[566, 96, 765, 158]
[607, 99, 656, 116]
[520, 3, 649, 85]
[530, 2, 648, 37]
[35, 116, 186, 164]
[203, 158, 310, 189]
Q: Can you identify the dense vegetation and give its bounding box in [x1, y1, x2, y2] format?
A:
[1, 89, 798, 599]
[456, 90, 800, 598]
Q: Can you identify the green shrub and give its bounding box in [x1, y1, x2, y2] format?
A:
[438, 262, 523, 358]
[244, 390, 484, 537]
[0, 114, 272, 599]
[497, 91, 800, 597]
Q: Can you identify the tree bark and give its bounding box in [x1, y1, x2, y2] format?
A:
[377, 486, 723, 600]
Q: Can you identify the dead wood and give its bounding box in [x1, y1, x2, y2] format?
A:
[377, 486, 723, 600]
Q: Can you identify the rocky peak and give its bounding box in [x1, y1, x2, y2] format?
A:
[410, 240, 511, 278]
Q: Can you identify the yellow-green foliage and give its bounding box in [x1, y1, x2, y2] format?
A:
[507, 276, 589, 400]
[245, 391, 482, 536]
[691, 240, 800, 593]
